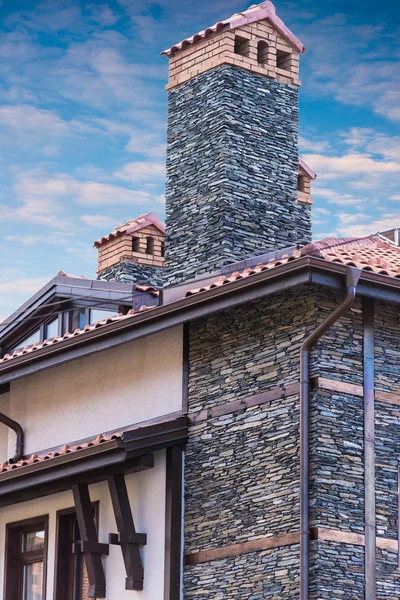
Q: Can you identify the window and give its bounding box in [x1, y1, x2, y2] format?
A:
[54, 507, 97, 600]
[89, 309, 116, 324]
[44, 317, 59, 341]
[13, 329, 41, 352]
[145, 236, 154, 255]
[5, 516, 48, 600]
[161, 241, 165, 258]
[257, 40, 269, 65]
[234, 35, 250, 58]
[276, 49, 292, 71]
[131, 236, 140, 253]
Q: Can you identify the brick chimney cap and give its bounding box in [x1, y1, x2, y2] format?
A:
[161, 1, 305, 58]
[94, 212, 165, 247]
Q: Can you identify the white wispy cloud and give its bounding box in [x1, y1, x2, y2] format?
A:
[296, 10, 400, 121]
[303, 153, 400, 179]
[336, 212, 400, 238]
[114, 161, 166, 182]
[311, 186, 364, 207]
[80, 214, 118, 228]
[299, 136, 330, 153]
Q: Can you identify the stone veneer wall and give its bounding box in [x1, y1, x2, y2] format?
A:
[165, 65, 311, 285]
[374, 301, 400, 598]
[97, 261, 164, 287]
[185, 288, 314, 598]
[184, 288, 400, 598]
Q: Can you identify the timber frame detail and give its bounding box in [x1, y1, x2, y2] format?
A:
[108, 474, 147, 591]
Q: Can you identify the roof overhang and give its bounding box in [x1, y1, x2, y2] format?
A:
[0, 276, 139, 348]
[0, 417, 188, 508]
[0, 258, 400, 386]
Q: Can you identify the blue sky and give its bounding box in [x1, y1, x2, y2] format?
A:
[0, 0, 399, 320]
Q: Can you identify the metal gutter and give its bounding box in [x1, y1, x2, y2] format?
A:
[299, 266, 361, 600]
[0, 258, 400, 385]
[0, 413, 24, 463]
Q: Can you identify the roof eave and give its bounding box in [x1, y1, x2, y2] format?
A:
[1, 258, 400, 385]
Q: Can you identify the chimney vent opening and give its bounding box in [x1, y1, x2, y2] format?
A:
[234, 35, 251, 58]
[146, 236, 155, 255]
[257, 40, 269, 65]
[276, 49, 292, 72]
[297, 174, 306, 193]
[132, 236, 140, 253]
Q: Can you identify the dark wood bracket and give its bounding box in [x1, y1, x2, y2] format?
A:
[72, 483, 108, 598]
[73, 540, 110, 556]
[108, 474, 147, 591]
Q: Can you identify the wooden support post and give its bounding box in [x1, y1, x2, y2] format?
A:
[108, 474, 146, 591]
[72, 483, 108, 598]
[398, 465, 400, 568]
[164, 446, 183, 600]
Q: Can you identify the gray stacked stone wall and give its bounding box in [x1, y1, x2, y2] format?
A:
[165, 65, 311, 285]
[184, 546, 300, 600]
[309, 541, 365, 599]
[374, 302, 400, 597]
[309, 389, 364, 534]
[310, 297, 364, 385]
[185, 287, 400, 597]
[185, 288, 314, 597]
[97, 261, 164, 287]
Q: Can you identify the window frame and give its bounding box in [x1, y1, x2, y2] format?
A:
[4, 514, 49, 600]
[54, 504, 99, 600]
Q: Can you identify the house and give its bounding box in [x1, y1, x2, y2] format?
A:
[0, 2, 399, 599]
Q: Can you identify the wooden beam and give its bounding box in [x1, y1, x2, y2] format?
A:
[164, 446, 183, 600]
[182, 323, 190, 414]
[108, 474, 146, 591]
[312, 376, 400, 406]
[72, 483, 108, 598]
[185, 528, 399, 567]
[398, 465, 400, 568]
[184, 532, 300, 566]
[189, 383, 300, 424]
[311, 527, 397, 553]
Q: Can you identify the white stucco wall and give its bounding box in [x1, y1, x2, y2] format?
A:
[0, 451, 166, 600]
[6, 326, 183, 457]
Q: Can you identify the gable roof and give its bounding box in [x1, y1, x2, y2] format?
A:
[0, 273, 158, 351]
[299, 157, 317, 180]
[161, 1, 306, 58]
[94, 212, 165, 247]
[1, 235, 399, 373]
[185, 235, 400, 295]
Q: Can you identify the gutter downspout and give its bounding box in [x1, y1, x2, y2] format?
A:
[299, 266, 361, 600]
[0, 413, 24, 463]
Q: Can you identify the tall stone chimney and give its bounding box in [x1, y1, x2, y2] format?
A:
[94, 212, 165, 287]
[162, 1, 314, 285]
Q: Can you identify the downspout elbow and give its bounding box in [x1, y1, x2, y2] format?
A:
[299, 266, 361, 600]
[0, 412, 24, 464]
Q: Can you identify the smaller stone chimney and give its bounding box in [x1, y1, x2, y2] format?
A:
[94, 212, 165, 287]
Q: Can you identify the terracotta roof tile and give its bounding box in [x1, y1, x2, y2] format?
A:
[161, 1, 306, 58]
[57, 271, 88, 279]
[0, 431, 122, 474]
[1, 235, 399, 366]
[184, 235, 400, 297]
[0, 306, 156, 363]
[135, 284, 160, 296]
[94, 212, 165, 247]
